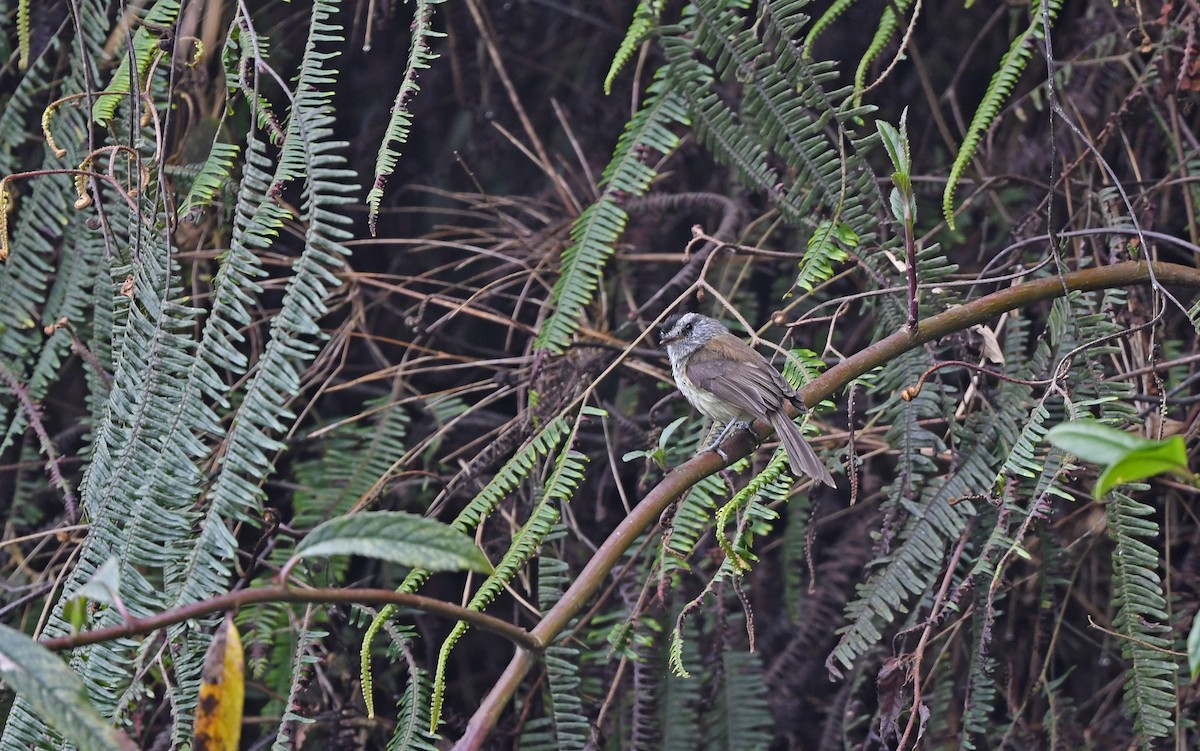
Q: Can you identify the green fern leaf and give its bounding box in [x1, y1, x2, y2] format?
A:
[604, 0, 664, 95]
[429, 442, 590, 729]
[177, 141, 240, 220]
[365, 0, 445, 234]
[534, 78, 688, 353]
[943, 0, 1062, 227]
[92, 1, 182, 126]
[1106, 491, 1177, 745]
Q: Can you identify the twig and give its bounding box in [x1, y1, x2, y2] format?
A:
[41, 585, 540, 653]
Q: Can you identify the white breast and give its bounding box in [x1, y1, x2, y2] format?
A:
[671, 353, 745, 425]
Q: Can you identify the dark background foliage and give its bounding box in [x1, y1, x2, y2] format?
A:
[1, 0, 1198, 749]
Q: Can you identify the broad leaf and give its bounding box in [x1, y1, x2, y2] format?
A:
[0, 624, 136, 751]
[290, 511, 492, 574]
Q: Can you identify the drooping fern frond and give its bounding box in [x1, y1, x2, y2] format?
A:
[176, 140, 240, 220]
[91, 0, 182, 126]
[796, 220, 856, 293]
[519, 552, 588, 751]
[16, 0, 30, 69]
[388, 662, 440, 751]
[850, 0, 915, 106]
[657, 0, 881, 292]
[662, 471, 724, 574]
[1105, 489, 1177, 745]
[827, 354, 974, 674]
[365, 0, 445, 234]
[803, 0, 861, 54]
[269, 614, 326, 750]
[604, 0, 665, 95]
[714, 452, 792, 571]
[529, 647, 589, 751]
[360, 411, 582, 719]
[659, 609, 702, 750]
[943, 0, 1063, 227]
[291, 396, 411, 531]
[534, 77, 688, 353]
[168, 0, 357, 603]
[429, 440, 591, 729]
[2, 1, 365, 743]
[958, 591, 1000, 750]
[704, 651, 773, 751]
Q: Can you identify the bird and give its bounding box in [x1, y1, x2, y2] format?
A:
[658, 312, 835, 486]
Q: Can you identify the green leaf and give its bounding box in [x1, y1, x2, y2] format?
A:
[1188, 613, 1200, 682]
[1046, 420, 1153, 464]
[1095, 441, 1190, 497]
[1047, 420, 1190, 498]
[873, 107, 907, 176]
[0, 625, 137, 751]
[66, 556, 122, 607]
[657, 416, 690, 453]
[291, 511, 492, 574]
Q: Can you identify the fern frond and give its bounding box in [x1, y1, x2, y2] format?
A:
[291, 396, 411, 530]
[176, 141, 240, 220]
[659, 0, 882, 292]
[519, 644, 589, 751]
[958, 597, 999, 749]
[660, 611, 702, 750]
[706, 651, 772, 751]
[534, 77, 688, 353]
[827, 350, 975, 674]
[796, 220, 856, 293]
[1106, 490, 1177, 745]
[943, 0, 1063, 227]
[365, 0, 445, 234]
[359, 411, 581, 718]
[429, 491, 562, 728]
[715, 453, 792, 571]
[429, 442, 590, 728]
[269, 616, 326, 750]
[604, 0, 665, 95]
[92, 1, 182, 126]
[803, 0, 861, 53]
[663, 471, 723, 572]
[388, 665, 440, 751]
[851, 0, 915, 106]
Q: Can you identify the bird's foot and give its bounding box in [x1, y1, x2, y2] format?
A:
[703, 420, 762, 469]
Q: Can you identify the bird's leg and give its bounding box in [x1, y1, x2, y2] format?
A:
[704, 420, 756, 461]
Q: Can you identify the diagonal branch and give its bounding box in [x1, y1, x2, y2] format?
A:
[450, 260, 1200, 750]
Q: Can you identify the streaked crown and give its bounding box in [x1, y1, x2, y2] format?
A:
[658, 312, 727, 356]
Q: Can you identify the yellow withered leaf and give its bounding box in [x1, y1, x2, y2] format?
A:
[193, 614, 245, 751]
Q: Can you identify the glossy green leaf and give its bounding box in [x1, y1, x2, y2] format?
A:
[1047, 420, 1156, 464]
[1094, 440, 1190, 497]
[1048, 420, 1190, 497]
[291, 511, 492, 574]
[0, 625, 137, 751]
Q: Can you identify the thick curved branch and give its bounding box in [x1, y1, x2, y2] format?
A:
[451, 260, 1200, 750]
[40, 585, 540, 653]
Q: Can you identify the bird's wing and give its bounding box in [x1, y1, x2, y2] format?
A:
[686, 356, 794, 415]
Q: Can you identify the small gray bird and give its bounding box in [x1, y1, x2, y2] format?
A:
[658, 312, 835, 486]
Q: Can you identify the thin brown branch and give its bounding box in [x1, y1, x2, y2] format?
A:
[41, 585, 541, 653]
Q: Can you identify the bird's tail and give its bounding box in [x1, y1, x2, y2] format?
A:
[771, 414, 835, 487]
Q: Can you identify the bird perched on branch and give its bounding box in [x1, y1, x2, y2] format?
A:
[659, 312, 835, 487]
